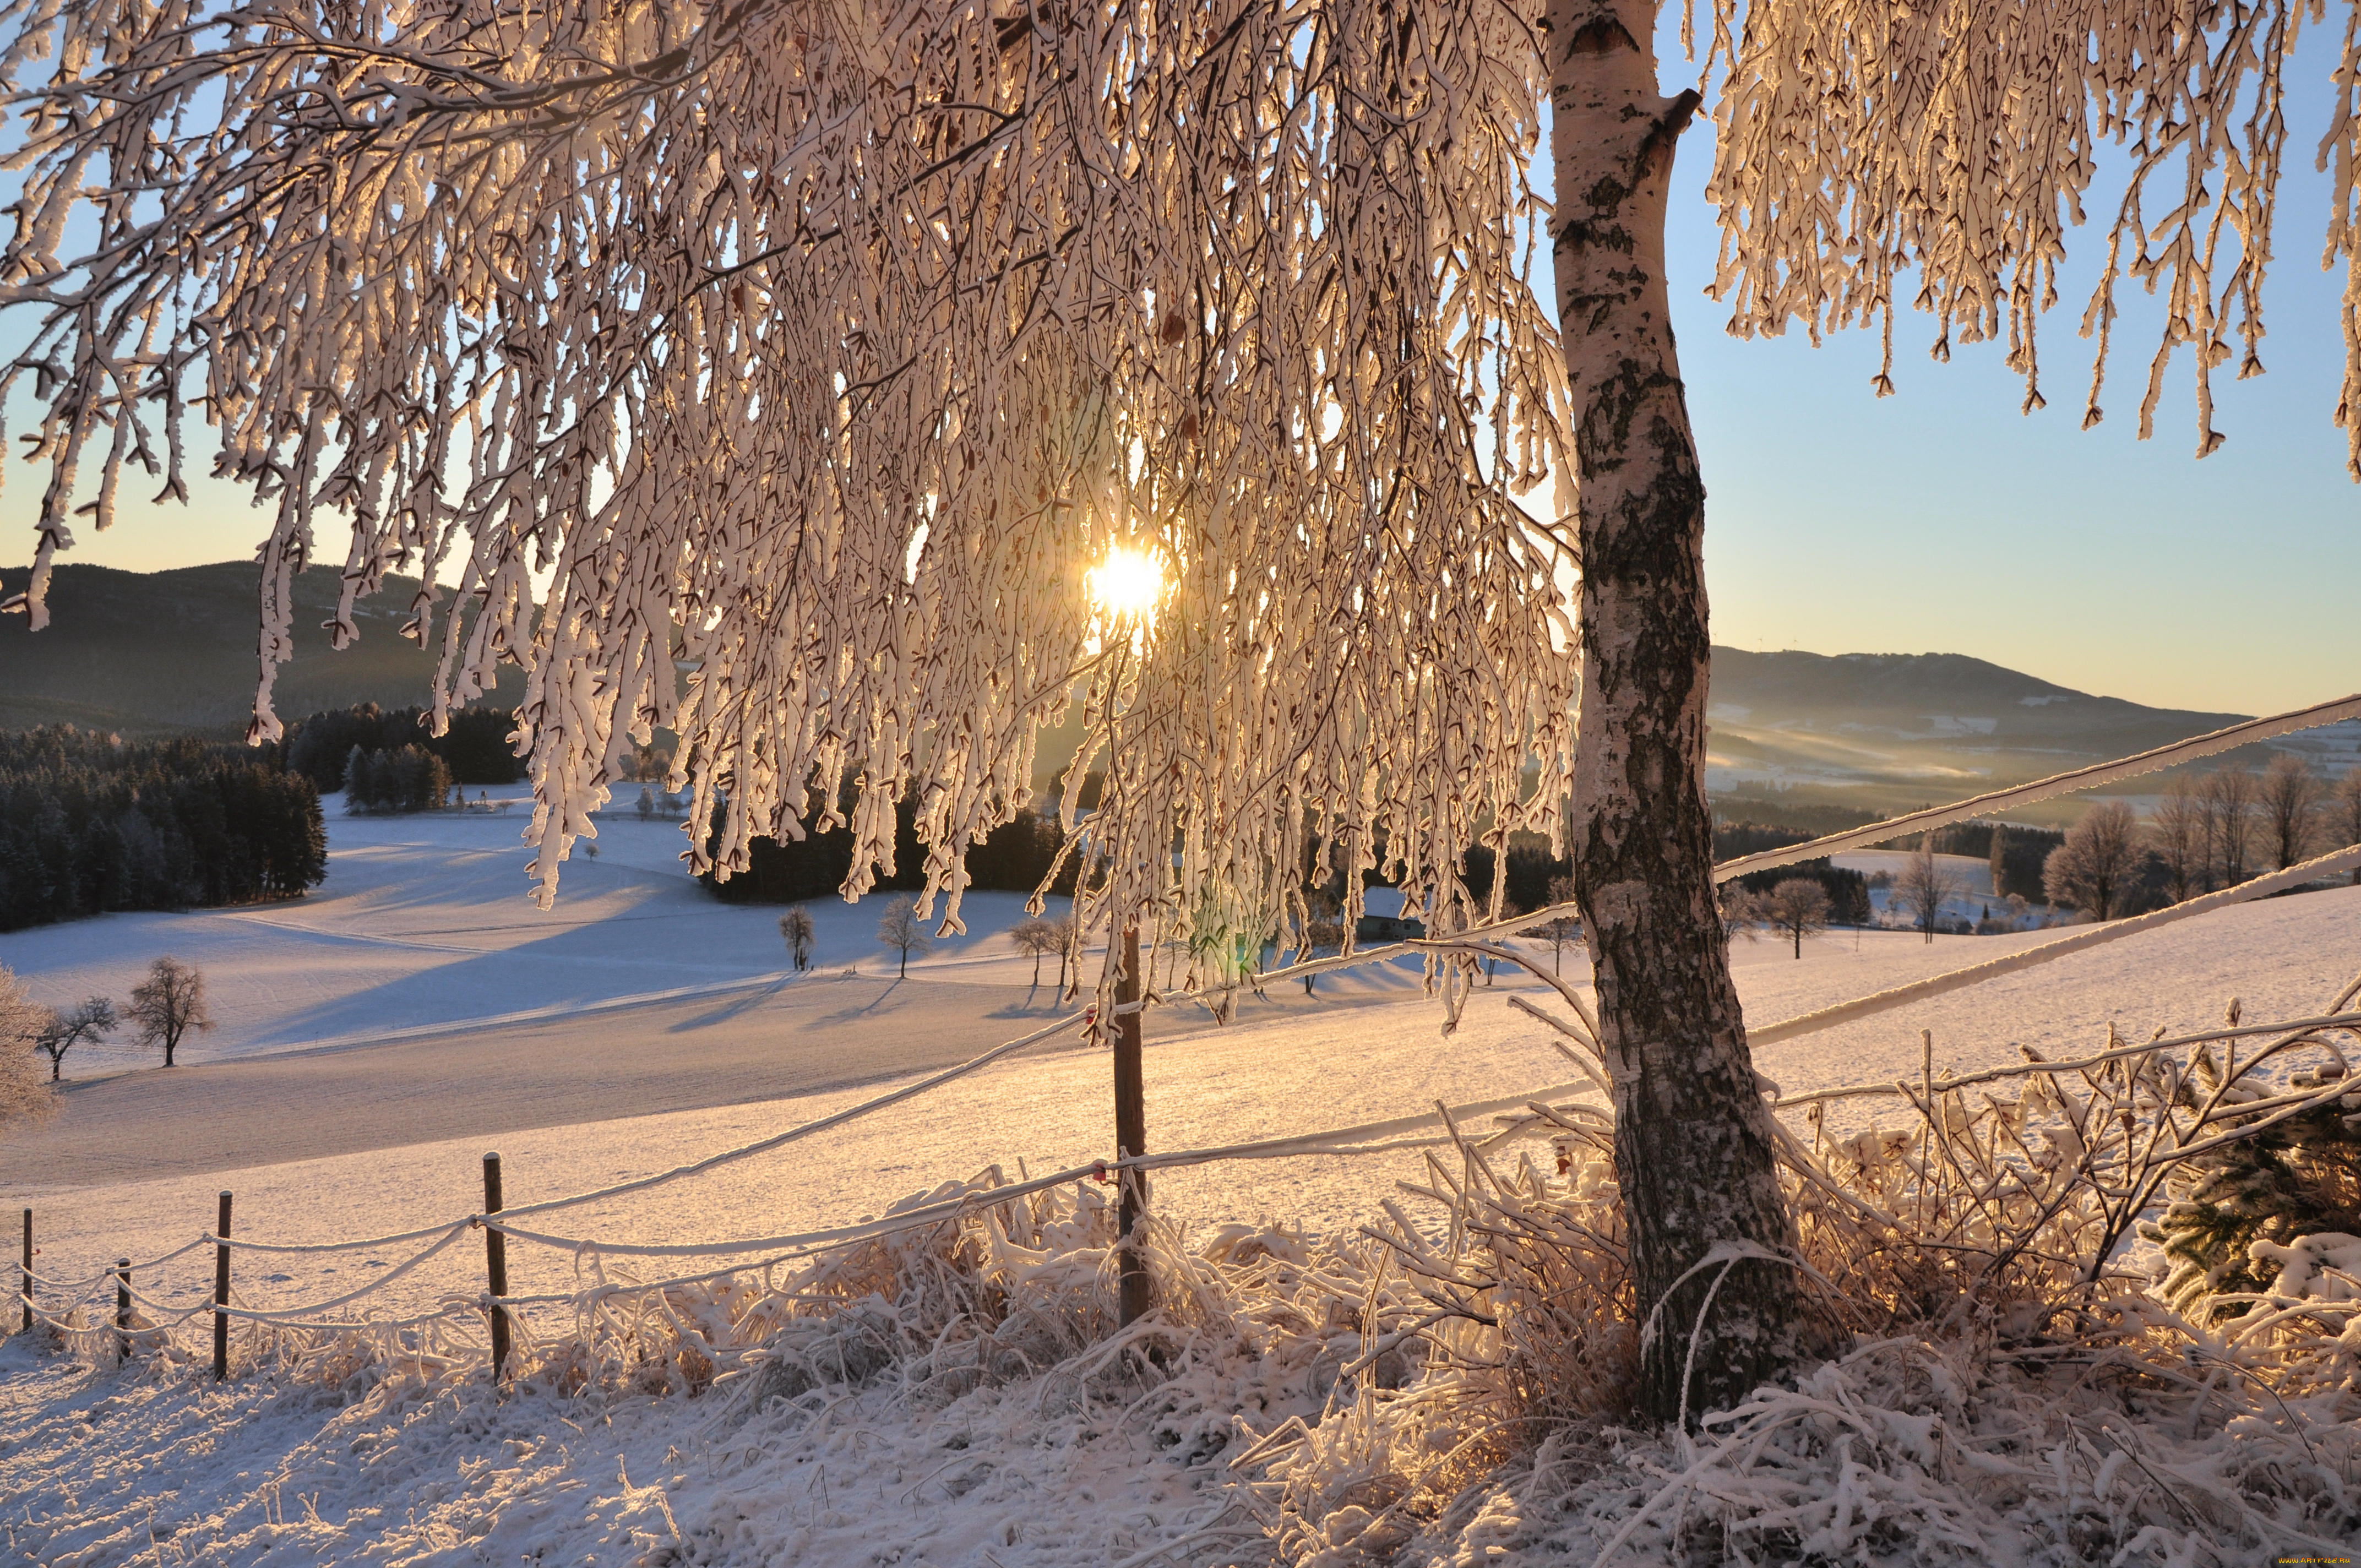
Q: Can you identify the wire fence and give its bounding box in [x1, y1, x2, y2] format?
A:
[12, 690, 2361, 1376]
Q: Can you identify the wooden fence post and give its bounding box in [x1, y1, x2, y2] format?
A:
[1115, 926, 1149, 1327]
[115, 1259, 130, 1360]
[213, 1191, 232, 1381]
[18, 1208, 29, 1335]
[482, 1152, 510, 1382]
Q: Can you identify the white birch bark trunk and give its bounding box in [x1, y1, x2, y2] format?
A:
[1547, 0, 1808, 1423]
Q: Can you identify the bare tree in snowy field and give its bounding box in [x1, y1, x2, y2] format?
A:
[125, 957, 214, 1068]
[2333, 769, 2361, 884]
[2259, 754, 2324, 871]
[2044, 802, 2144, 922]
[1009, 917, 1063, 992]
[1047, 913, 1079, 999]
[2201, 769, 2261, 888]
[1897, 842, 1960, 944]
[778, 909, 816, 973]
[34, 998, 115, 1084]
[1297, 921, 1347, 997]
[2150, 775, 2209, 903]
[1764, 879, 1830, 960]
[1719, 886, 1764, 942]
[1526, 874, 1584, 976]
[876, 902, 933, 981]
[0, 967, 56, 1136]
[12, 0, 2361, 1425]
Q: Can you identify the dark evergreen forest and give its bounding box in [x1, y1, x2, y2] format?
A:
[281, 704, 522, 792]
[700, 793, 1082, 905]
[0, 727, 326, 930]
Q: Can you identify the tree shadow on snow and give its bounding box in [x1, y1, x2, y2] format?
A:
[665, 973, 797, 1033]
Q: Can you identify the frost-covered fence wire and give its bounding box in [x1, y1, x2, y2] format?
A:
[1201, 689, 2361, 1005]
[1711, 689, 2361, 880]
[1770, 1010, 2361, 1108]
[21, 989, 2358, 1391]
[21, 702, 2361, 1359]
[1747, 840, 2361, 1046]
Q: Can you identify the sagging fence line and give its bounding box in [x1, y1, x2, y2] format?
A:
[14, 984, 2359, 1370]
[8, 692, 2361, 1376]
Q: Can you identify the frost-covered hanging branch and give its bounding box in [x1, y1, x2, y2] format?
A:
[0, 0, 1577, 987]
[1705, 0, 2361, 476]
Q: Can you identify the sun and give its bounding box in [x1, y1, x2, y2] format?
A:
[1086, 543, 1166, 624]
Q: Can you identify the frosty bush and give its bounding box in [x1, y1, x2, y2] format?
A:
[0, 964, 56, 1136]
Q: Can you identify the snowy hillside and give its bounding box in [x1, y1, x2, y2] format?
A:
[3, 801, 2358, 1565]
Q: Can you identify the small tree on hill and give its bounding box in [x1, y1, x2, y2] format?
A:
[126, 956, 212, 1068]
[2332, 769, 2361, 886]
[1528, 874, 1582, 976]
[1009, 917, 1063, 990]
[35, 997, 115, 1082]
[1720, 886, 1764, 941]
[876, 901, 932, 979]
[2044, 802, 2143, 923]
[1765, 879, 1831, 960]
[1048, 913, 1078, 997]
[2150, 775, 2208, 903]
[2259, 754, 2322, 872]
[1897, 841, 1960, 944]
[1298, 919, 1346, 996]
[779, 908, 816, 973]
[2201, 769, 2260, 887]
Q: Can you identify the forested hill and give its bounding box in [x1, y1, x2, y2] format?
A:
[0, 562, 527, 736]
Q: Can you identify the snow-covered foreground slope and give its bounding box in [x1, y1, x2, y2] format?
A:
[3, 807, 2357, 1565]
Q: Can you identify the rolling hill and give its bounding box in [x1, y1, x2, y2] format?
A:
[0, 560, 527, 736]
[7, 562, 2349, 818]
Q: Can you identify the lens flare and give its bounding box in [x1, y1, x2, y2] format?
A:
[1087, 544, 1166, 623]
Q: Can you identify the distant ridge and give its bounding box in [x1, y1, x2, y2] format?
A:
[1702, 647, 2361, 820]
[4, 564, 2344, 808]
[0, 561, 526, 736]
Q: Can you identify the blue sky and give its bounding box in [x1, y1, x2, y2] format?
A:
[1628, 21, 2360, 718]
[6, 23, 2355, 717]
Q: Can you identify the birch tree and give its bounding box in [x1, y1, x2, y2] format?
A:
[6, 0, 2360, 1425]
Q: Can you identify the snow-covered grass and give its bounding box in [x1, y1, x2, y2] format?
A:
[4, 805, 2359, 1564]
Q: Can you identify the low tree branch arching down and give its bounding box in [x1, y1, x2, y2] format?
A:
[9, 0, 2361, 1430]
[0, 0, 1579, 987]
[0, 966, 57, 1137]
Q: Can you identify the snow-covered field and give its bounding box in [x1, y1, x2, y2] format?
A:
[3, 801, 2357, 1565]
